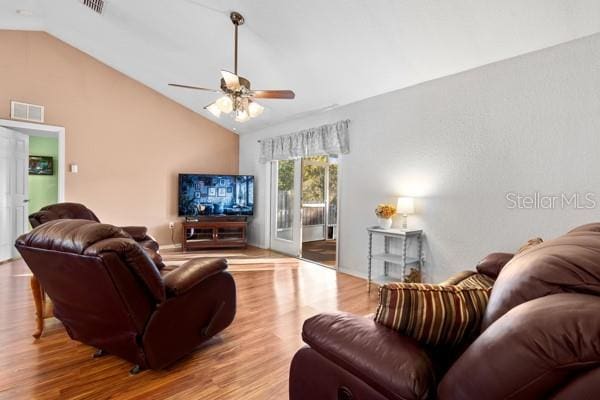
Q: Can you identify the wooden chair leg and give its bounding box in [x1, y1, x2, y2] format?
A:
[30, 275, 45, 339]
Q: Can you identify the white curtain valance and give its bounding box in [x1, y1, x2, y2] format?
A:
[259, 119, 350, 163]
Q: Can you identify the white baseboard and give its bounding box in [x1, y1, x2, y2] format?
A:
[338, 266, 367, 279]
[247, 240, 268, 249]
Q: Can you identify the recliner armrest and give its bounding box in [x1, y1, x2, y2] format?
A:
[162, 258, 228, 297]
[302, 312, 435, 400]
[120, 226, 149, 241]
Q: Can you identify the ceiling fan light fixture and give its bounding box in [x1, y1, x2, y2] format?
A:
[206, 103, 222, 118]
[215, 95, 234, 113]
[235, 109, 250, 123]
[169, 11, 294, 124]
[248, 101, 264, 118]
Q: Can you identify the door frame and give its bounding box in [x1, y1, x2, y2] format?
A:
[0, 119, 66, 204]
[265, 155, 342, 270]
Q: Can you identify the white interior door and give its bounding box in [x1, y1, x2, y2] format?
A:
[0, 127, 29, 261]
[269, 159, 302, 256]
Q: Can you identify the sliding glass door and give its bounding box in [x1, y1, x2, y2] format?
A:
[269, 159, 302, 256]
[301, 156, 338, 268]
[269, 156, 339, 267]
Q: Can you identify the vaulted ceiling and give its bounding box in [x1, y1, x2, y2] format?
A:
[2, 0, 600, 134]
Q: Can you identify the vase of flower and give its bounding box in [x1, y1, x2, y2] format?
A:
[375, 204, 396, 229]
[377, 217, 393, 229]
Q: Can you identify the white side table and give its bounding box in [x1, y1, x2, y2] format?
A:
[367, 227, 424, 291]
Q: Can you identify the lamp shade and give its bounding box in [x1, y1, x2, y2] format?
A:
[205, 103, 222, 118]
[397, 197, 415, 215]
[215, 95, 234, 114]
[235, 109, 250, 122]
[248, 101, 264, 118]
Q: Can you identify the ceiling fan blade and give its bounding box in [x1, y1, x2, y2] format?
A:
[169, 83, 220, 92]
[221, 70, 241, 90]
[251, 90, 295, 99]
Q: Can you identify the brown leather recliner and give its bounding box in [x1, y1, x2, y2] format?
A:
[28, 202, 161, 265]
[290, 224, 600, 399]
[15, 219, 236, 372]
[29, 202, 101, 225]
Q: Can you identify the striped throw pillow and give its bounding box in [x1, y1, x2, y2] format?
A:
[374, 283, 490, 347]
[454, 273, 495, 290]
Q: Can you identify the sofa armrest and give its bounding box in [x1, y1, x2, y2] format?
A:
[162, 258, 227, 297]
[438, 293, 600, 400]
[120, 226, 149, 241]
[302, 312, 435, 400]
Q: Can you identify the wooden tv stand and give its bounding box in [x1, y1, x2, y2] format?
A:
[181, 218, 247, 251]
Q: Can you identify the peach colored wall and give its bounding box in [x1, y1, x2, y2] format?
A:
[0, 30, 239, 244]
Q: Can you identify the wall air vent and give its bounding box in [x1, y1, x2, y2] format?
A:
[10, 101, 45, 123]
[81, 0, 104, 15]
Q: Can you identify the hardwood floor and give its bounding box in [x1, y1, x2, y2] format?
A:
[0, 247, 379, 399]
[301, 240, 337, 267]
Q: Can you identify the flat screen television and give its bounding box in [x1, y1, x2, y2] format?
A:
[178, 174, 254, 217]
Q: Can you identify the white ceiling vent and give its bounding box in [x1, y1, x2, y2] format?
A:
[10, 101, 45, 123]
[81, 0, 104, 15]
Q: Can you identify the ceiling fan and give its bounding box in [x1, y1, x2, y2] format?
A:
[169, 11, 295, 123]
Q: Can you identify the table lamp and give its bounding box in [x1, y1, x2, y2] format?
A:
[396, 197, 414, 229]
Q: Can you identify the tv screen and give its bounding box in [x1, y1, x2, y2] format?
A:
[178, 174, 254, 217]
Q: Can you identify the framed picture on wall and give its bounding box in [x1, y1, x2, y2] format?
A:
[218, 187, 227, 197]
[29, 156, 53, 175]
[208, 187, 217, 196]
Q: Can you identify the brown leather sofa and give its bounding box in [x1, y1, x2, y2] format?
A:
[290, 223, 600, 399]
[15, 219, 236, 373]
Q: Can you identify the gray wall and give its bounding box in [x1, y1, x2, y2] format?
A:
[240, 33, 600, 282]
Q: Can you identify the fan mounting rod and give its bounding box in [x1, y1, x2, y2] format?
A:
[230, 11, 245, 75]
